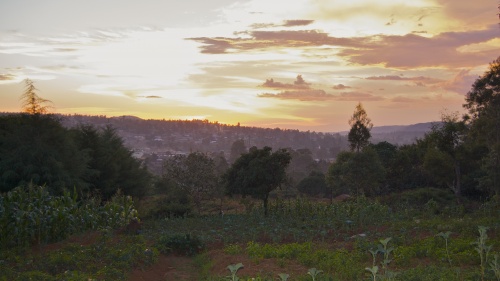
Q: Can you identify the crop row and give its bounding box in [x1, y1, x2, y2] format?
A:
[0, 184, 138, 250]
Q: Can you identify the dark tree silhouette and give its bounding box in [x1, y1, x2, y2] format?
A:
[224, 146, 291, 216]
[347, 102, 373, 152]
[20, 79, 52, 114]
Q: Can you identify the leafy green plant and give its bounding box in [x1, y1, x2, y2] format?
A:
[472, 226, 492, 281]
[378, 237, 394, 270]
[155, 233, 205, 256]
[365, 265, 378, 281]
[227, 263, 244, 281]
[278, 273, 290, 281]
[0, 185, 139, 251]
[436, 231, 452, 266]
[490, 254, 500, 281]
[307, 268, 323, 281]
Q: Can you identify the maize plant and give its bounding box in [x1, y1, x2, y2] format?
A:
[0, 184, 138, 250]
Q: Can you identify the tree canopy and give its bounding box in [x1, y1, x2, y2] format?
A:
[463, 57, 500, 197]
[20, 79, 52, 114]
[348, 102, 373, 152]
[224, 146, 291, 216]
[161, 152, 218, 211]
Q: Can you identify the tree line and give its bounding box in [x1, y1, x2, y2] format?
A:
[0, 80, 151, 198]
[1, 57, 498, 216]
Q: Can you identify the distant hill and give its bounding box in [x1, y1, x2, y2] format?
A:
[0, 112, 435, 157]
[338, 122, 436, 145]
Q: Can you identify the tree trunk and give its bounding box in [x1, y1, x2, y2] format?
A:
[453, 161, 462, 203]
[263, 194, 269, 217]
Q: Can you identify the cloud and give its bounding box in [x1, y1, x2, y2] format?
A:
[261, 75, 310, 89]
[439, 69, 477, 94]
[187, 29, 370, 54]
[391, 96, 417, 103]
[189, 23, 499, 69]
[336, 91, 385, 101]
[365, 75, 442, 83]
[250, 20, 315, 29]
[282, 20, 315, 27]
[339, 25, 500, 68]
[141, 95, 162, 99]
[332, 84, 351, 90]
[259, 89, 334, 101]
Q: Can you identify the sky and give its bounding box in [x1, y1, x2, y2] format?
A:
[0, 0, 499, 132]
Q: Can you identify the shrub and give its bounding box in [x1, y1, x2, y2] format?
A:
[155, 234, 205, 256]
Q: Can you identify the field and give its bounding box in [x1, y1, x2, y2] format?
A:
[1, 187, 500, 281]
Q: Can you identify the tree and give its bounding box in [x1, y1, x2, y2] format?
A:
[72, 125, 151, 199]
[0, 114, 88, 194]
[20, 79, 52, 114]
[162, 152, 218, 211]
[229, 139, 247, 163]
[297, 171, 328, 197]
[463, 57, 500, 197]
[224, 146, 291, 216]
[347, 102, 373, 152]
[422, 113, 467, 201]
[326, 147, 385, 197]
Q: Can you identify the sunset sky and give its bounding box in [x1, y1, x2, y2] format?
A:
[0, 0, 498, 132]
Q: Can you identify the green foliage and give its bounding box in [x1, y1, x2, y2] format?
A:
[0, 234, 157, 281]
[0, 184, 138, 250]
[297, 171, 328, 196]
[472, 226, 493, 280]
[72, 124, 151, 200]
[227, 263, 244, 281]
[0, 114, 89, 194]
[464, 56, 500, 197]
[347, 102, 373, 152]
[20, 79, 52, 115]
[146, 187, 193, 219]
[224, 146, 291, 216]
[327, 148, 385, 196]
[162, 151, 219, 211]
[307, 268, 323, 281]
[155, 233, 205, 256]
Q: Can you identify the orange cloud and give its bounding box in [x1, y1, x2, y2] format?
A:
[336, 91, 385, 101]
[332, 84, 352, 90]
[261, 75, 311, 89]
[259, 89, 333, 101]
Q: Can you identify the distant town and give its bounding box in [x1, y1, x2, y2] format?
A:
[57, 114, 434, 174]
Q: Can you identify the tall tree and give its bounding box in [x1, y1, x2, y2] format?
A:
[229, 139, 247, 163]
[463, 57, 500, 197]
[20, 79, 52, 114]
[162, 152, 218, 211]
[72, 125, 151, 199]
[326, 147, 385, 197]
[0, 114, 88, 194]
[423, 113, 467, 201]
[224, 146, 291, 216]
[347, 102, 373, 152]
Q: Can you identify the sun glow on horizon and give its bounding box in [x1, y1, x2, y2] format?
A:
[0, 0, 498, 132]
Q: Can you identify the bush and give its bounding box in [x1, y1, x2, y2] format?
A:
[155, 234, 205, 256]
